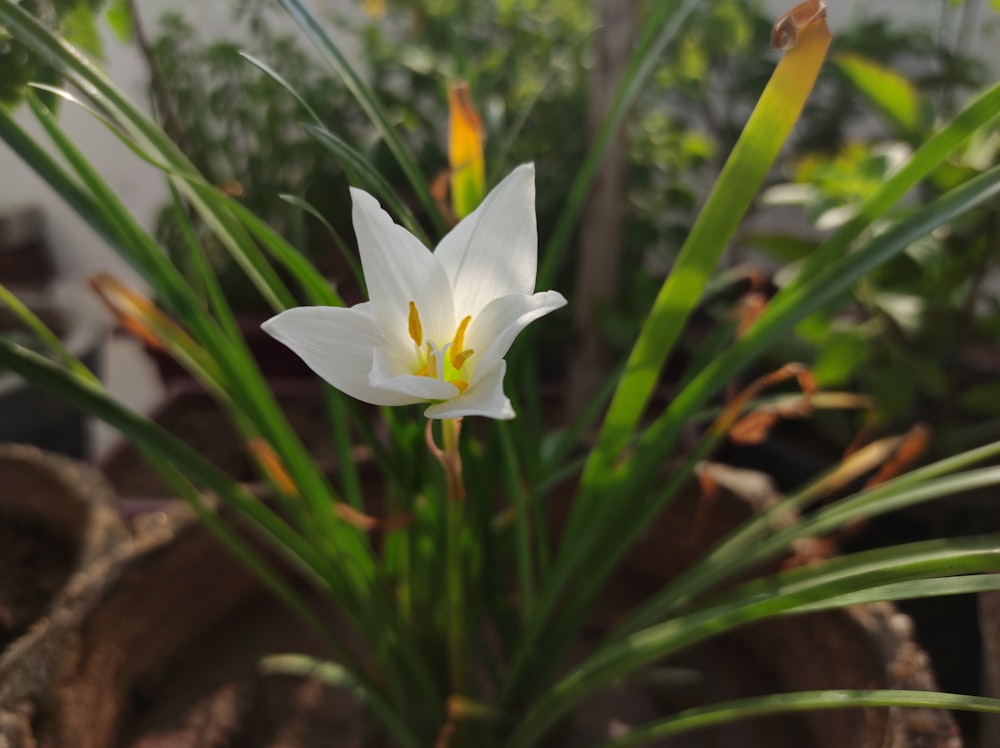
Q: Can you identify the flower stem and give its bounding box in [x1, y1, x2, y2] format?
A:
[439, 418, 466, 695]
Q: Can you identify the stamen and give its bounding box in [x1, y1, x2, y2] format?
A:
[451, 315, 471, 355]
[411, 313, 475, 389]
[408, 301, 423, 346]
[451, 348, 474, 370]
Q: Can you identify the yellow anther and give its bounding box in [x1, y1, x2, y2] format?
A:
[451, 315, 471, 356]
[449, 315, 473, 368]
[410, 312, 474, 387]
[408, 301, 423, 346]
[451, 348, 474, 370]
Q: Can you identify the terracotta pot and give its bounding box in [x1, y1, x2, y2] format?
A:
[609, 462, 961, 748]
[0, 439, 961, 746]
[0, 444, 269, 748]
[0, 448, 367, 747]
[0, 444, 129, 746]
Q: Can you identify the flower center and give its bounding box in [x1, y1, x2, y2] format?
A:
[408, 301, 474, 392]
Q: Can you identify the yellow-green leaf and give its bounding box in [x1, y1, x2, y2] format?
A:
[835, 53, 924, 135]
[582, 0, 833, 487]
[448, 82, 486, 220]
[60, 3, 103, 60]
[104, 0, 133, 43]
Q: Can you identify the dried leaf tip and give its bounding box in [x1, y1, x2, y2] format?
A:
[771, 0, 827, 51]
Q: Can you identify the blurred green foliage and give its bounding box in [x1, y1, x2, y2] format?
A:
[17, 0, 995, 434]
[0, 0, 126, 105]
[605, 0, 994, 358]
[148, 2, 371, 310]
[756, 50, 1000, 445]
[357, 0, 592, 247]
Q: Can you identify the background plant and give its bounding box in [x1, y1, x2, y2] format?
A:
[136, 1, 373, 311]
[752, 43, 1000, 459]
[0, 0, 133, 104]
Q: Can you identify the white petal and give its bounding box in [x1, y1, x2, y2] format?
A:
[466, 290, 567, 387]
[261, 306, 421, 406]
[370, 348, 459, 400]
[434, 164, 537, 318]
[350, 188, 455, 344]
[424, 361, 515, 420]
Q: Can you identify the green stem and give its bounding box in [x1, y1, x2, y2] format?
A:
[441, 418, 466, 695]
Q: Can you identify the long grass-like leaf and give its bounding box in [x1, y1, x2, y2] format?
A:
[0, 282, 99, 385]
[558, 80, 1000, 579]
[506, 536, 1000, 746]
[532, 164, 1000, 659]
[597, 690, 1000, 748]
[572, 8, 832, 532]
[19, 88, 351, 545]
[504, 11, 833, 707]
[618, 163, 1000, 512]
[258, 654, 421, 748]
[0, 338, 352, 598]
[498, 424, 536, 620]
[191, 184, 344, 307]
[275, 0, 445, 235]
[619, 462, 1000, 635]
[239, 51, 325, 125]
[0, 2, 297, 311]
[278, 192, 365, 296]
[786, 574, 1000, 613]
[14, 85, 365, 569]
[14, 89, 389, 651]
[301, 123, 428, 243]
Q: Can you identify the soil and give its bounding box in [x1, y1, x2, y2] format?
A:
[0, 511, 76, 650]
[115, 592, 817, 748]
[119, 597, 366, 748]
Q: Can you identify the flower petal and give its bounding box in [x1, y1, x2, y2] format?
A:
[424, 361, 514, 420]
[466, 290, 567, 387]
[434, 163, 537, 318]
[351, 187, 455, 344]
[261, 305, 421, 406]
[370, 347, 459, 400]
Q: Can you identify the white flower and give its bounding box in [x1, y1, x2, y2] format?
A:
[262, 163, 566, 420]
